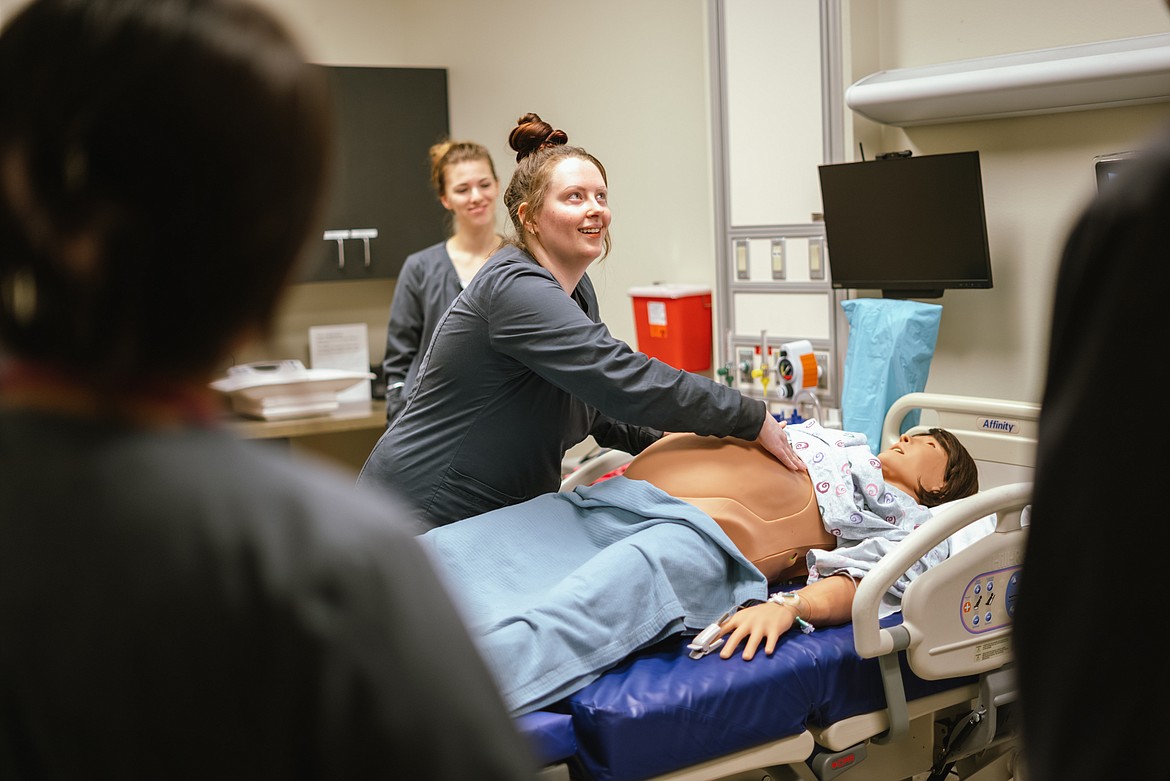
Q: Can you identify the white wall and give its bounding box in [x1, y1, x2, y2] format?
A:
[249, 0, 716, 370]
[14, 0, 1156, 405]
[845, 0, 1170, 403]
[251, 0, 1170, 408]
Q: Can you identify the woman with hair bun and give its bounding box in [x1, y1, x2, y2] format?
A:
[359, 112, 806, 528]
[381, 139, 502, 423]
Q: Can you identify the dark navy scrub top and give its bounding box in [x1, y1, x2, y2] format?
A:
[359, 245, 766, 527]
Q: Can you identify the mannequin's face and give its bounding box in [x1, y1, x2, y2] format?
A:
[877, 433, 948, 495]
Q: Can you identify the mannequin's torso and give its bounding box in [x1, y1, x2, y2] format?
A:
[623, 433, 836, 583]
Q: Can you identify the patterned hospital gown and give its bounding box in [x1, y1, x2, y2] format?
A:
[786, 420, 945, 612]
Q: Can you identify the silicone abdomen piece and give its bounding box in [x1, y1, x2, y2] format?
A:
[624, 433, 835, 583]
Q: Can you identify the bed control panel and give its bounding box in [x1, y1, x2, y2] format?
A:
[960, 565, 1021, 634]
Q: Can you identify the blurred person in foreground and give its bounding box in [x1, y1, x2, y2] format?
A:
[0, 0, 534, 777]
[1016, 25, 1170, 781]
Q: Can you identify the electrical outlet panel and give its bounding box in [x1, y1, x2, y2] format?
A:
[814, 351, 830, 391]
[735, 347, 755, 388]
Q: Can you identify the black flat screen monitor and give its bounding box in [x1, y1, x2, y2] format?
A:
[817, 151, 993, 299]
[1094, 151, 1137, 194]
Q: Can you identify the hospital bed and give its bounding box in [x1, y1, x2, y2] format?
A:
[518, 392, 1039, 781]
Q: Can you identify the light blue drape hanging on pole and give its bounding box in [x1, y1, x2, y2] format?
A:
[840, 298, 942, 449]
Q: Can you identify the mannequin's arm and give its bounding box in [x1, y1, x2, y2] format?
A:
[716, 574, 857, 660]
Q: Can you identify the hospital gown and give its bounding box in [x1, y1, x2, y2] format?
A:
[789, 420, 943, 613]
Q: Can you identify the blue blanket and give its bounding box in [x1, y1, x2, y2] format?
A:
[419, 476, 769, 715]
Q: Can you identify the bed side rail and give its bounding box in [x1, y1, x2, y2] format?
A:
[881, 392, 1040, 473]
[850, 482, 1030, 748]
[851, 482, 1031, 664]
[559, 448, 634, 492]
[899, 491, 1029, 680]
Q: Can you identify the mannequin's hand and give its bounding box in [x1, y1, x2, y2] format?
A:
[757, 415, 807, 473]
[717, 602, 795, 660]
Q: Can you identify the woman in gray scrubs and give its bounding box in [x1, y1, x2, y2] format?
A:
[381, 140, 502, 424]
[359, 112, 805, 527]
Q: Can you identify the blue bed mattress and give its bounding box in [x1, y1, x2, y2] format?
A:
[517, 614, 975, 781]
[516, 709, 576, 768]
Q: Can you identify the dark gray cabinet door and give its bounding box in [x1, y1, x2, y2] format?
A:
[298, 66, 450, 283]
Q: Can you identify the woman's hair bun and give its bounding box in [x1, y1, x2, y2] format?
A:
[428, 139, 453, 168]
[508, 112, 569, 162]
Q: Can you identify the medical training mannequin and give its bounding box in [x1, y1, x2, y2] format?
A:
[0, 1, 533, 777]
[359, 112, 805, 527]
[623, 427, 978, 660]
[381, 139, 502, 424]
[421, 422, 979, 714]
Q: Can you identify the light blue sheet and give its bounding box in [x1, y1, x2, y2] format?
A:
[418, 476, 769, 716]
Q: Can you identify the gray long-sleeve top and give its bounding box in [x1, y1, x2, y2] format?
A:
[358, 245, 766, 527]
[381, 241, 463, 423]
[0, 408, 535, 778]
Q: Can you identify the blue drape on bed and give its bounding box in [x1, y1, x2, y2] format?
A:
[419, 476, 769, 715]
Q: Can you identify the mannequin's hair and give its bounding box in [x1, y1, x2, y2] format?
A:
[917, 428, 979, 507]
